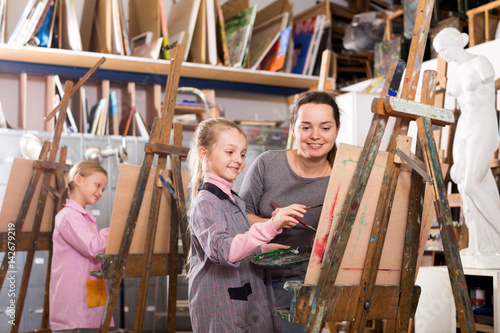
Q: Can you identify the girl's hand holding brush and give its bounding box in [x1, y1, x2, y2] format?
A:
[270, 203, 306, 230]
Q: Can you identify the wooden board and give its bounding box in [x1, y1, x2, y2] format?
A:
[221, 0, 249, 20]
[304, 143, 440, 285]
[293, 1, 331, 26]
[80, 0, 97, 51]
[93, 0, 111, 53]
[254, 0, 293, 28]
[0, 158, 60, 233]
[167, 0, 201, 62]
[248, 12, 288, 70]
[105, 164, 189, 255]
[190, 0, 207, 64]
[128, 0, 160, 41]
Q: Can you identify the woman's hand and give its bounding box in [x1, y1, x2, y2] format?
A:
[266, 243, 290, 252]
[271, 204, 306, 230]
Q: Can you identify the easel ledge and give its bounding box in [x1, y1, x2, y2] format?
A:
[276, 282, 420, 323]
[0, 232, 52, 251]
[92, 253, 184, 278]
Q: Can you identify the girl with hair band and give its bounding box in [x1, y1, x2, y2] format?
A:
[187, 118, 303, 332]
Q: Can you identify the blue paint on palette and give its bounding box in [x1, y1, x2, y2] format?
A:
[388, 88, 397, 97]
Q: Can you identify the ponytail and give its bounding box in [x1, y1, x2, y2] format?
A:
[185, 118, 246, 278]
[56, 181, 73, 213]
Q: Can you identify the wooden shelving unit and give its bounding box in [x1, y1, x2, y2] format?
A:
[0, 45, 320, 96]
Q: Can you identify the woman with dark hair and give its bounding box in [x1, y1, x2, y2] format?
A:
[240, 90, 341, 332]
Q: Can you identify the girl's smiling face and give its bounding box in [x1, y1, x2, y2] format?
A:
[72, 172, 108, 207]
[199, 128, 248, 182]
[293, 103, 338, 159]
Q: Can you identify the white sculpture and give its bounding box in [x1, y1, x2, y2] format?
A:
[433, 28, 500, 265]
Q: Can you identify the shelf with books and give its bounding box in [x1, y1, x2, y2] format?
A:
[0, 44, 319, 96]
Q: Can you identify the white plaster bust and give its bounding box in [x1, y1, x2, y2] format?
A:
[433, 28, 500, 265]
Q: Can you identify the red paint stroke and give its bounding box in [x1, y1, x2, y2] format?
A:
[329, 183, 341, 217]
[314, 234, 328, 259]
[316, 183, 342, 261]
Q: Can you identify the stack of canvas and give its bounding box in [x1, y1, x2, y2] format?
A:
[291, 14, 326, 75]
[8, 0, 83, 50]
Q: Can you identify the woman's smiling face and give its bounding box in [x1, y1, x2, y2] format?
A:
[293, 103, 338, 159]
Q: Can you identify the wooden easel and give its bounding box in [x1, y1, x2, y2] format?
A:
[0, 58, 105, 333]
[275, 0, 477, 332]
[92, 44, 190, 333]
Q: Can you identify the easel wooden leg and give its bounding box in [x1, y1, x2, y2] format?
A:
[167, 203, 180, 332]
[99, 154, 155, 333]
[396, 69, 439, 332]
[416, 116, 476, 332]
[171, 124, 190, 258]
[167, 124, 185, 331]
[350, 117, 411, 333]
[134, 149, 171, 331]
[396, 137, 426, 332]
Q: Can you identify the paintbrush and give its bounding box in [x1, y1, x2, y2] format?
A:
[270, 201, 317, 232]
[159, 174, 177, 200]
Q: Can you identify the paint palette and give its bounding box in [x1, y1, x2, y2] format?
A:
[251, 247, 312, 268]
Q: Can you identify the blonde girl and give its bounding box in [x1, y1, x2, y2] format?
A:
[187, 118, 303, 332]
[50, 161, 113, 332]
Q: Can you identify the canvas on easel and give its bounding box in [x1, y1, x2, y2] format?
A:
[0, 158, 64, 233]
[105, 164, 189, 255]
[304, 143, 445, 286]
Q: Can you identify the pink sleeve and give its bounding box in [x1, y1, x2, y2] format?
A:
[228, 219, 282, 263]
[99, 227, 110, 243]
[58, 214, 108, 259]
